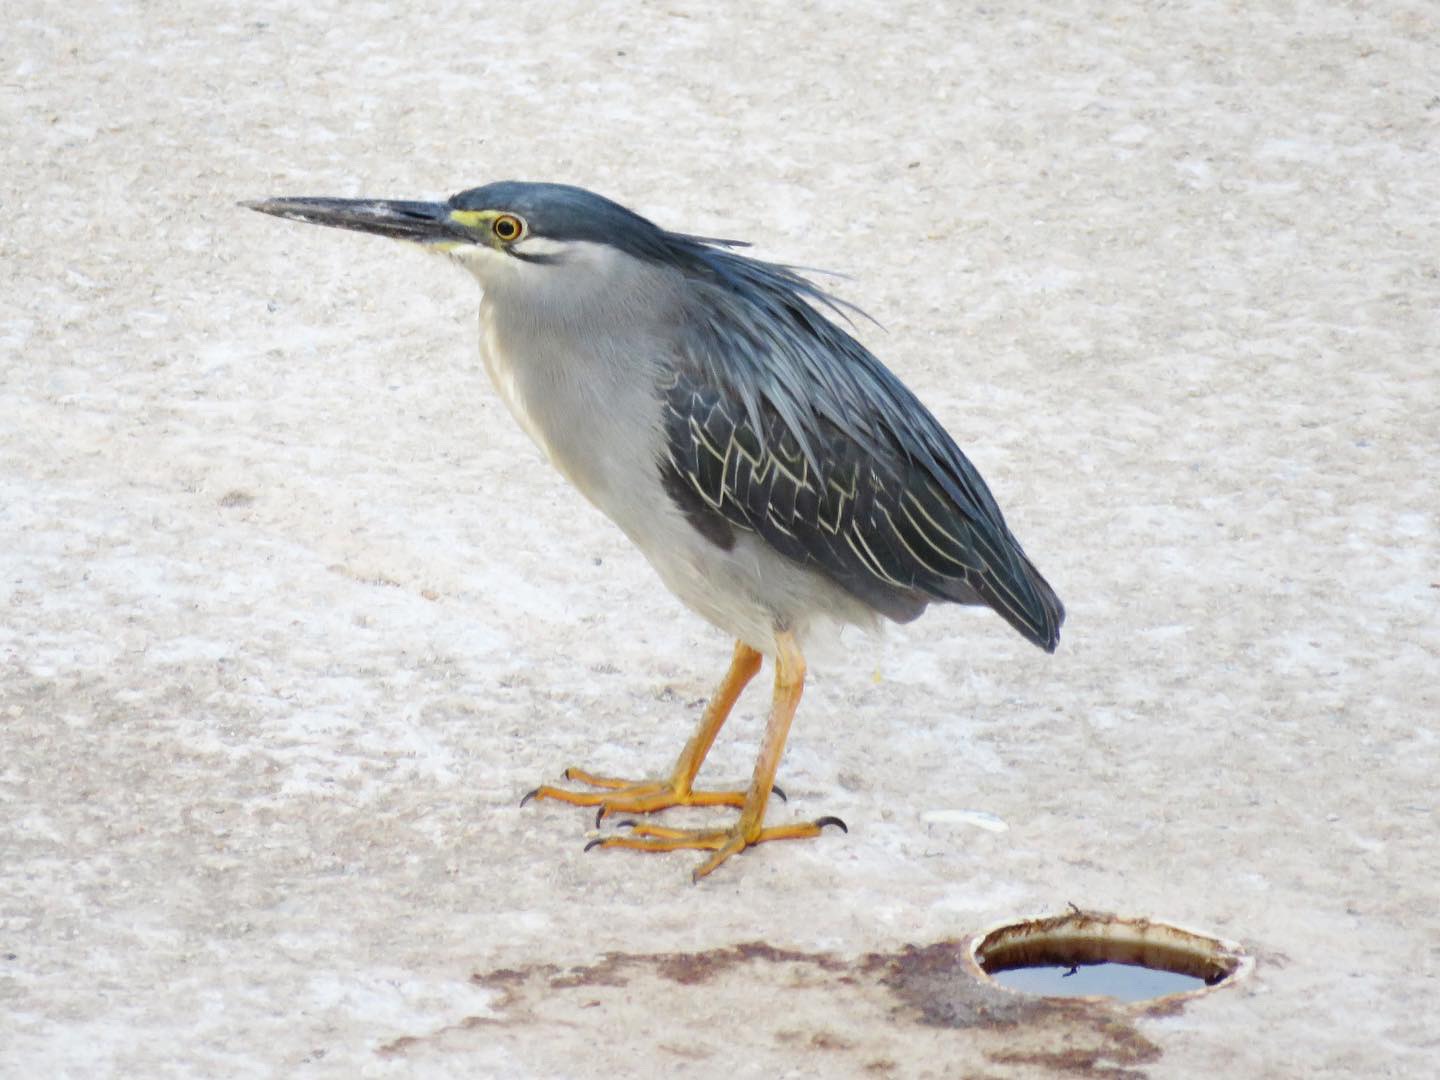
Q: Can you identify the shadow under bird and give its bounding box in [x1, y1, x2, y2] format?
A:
[244, 181, 1064, 881]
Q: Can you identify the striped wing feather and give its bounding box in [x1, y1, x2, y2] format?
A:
[649, 235, 1064, 651]
[659, 363, 1064, 650]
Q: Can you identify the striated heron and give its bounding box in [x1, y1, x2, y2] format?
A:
[245, 182, 1064, 880]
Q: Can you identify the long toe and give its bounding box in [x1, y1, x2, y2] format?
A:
[583, 817, 844, 880]
[523, 768, 751, 820]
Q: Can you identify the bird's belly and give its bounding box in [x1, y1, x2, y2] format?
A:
[636, 516, 885, 652]
[477, 316, 879, 650]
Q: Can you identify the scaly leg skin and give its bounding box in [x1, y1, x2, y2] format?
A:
[588, 629, 847, 881]
[521, 640, 763, 820]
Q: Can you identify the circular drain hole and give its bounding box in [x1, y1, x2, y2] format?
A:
[969, 909, 1249, 1004]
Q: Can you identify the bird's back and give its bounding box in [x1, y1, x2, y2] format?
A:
[656, 239, 1065, 652]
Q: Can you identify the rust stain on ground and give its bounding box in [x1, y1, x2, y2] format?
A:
[379, 938, 1216, 1072]
[863, 941, 1163, 1075]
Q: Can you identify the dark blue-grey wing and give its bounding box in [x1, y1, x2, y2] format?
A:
[657, 365, 1065, 650]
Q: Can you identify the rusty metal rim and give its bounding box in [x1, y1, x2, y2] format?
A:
[962, 909, 1254, 1008]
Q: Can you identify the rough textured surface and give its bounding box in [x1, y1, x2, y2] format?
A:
[2, 1, 1436, 1076]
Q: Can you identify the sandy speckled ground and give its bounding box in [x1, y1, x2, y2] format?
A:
[3, 2, 1437, 1076]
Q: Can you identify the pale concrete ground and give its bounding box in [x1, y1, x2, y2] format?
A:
[2, 1, 1437, 1076]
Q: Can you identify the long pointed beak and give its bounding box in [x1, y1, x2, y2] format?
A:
[242, 197, 465, 244]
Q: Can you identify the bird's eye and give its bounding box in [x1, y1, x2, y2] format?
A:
[492, 214, 525, 242]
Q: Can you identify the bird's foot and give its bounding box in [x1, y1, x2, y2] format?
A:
[586, 817, 847, 881]
[521, 767, 775, 824]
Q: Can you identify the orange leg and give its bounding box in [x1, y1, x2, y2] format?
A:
[587, 629, 846, 881]
[522, 640, 763, 819]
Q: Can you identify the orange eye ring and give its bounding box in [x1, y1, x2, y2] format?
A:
[492, 214, 525, 242]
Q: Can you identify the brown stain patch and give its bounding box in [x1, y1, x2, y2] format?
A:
[379, 938, 1218, 1073]
[865, 941, 1163, 1075]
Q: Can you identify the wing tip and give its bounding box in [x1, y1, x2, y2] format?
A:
[1003, 565, 1065, 653]
[1032, 580, 1065, 653]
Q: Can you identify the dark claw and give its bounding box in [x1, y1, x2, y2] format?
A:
[595, 806, 606, 829]
[816, 815, 848, 834]
[519, 788, 541, 808]
[771, 784, 787, 803]
[615, 820, 638, 830]
[562, 767, 576, 781]
[584, 838, 606, 853]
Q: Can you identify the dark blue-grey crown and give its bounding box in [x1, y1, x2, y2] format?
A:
[448, 181, 676, 257]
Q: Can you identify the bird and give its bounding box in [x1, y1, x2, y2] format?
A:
[244, 181, 1064, 881]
